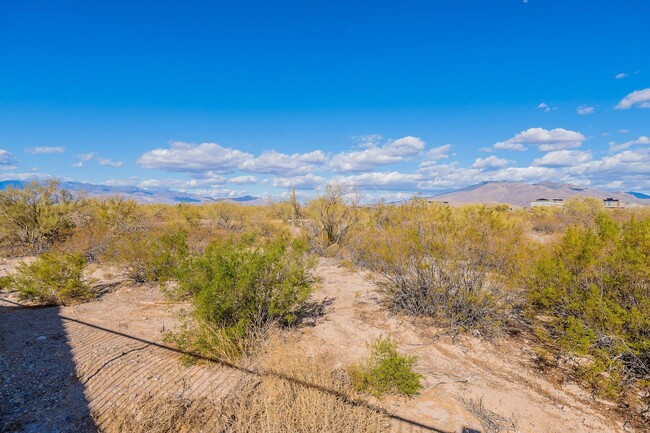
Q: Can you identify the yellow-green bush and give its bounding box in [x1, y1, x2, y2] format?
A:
[349, 201, 524, 334]
[11, 252, 92, 305]
[349, 335, 422, 398]
[104, 226, 188, 283]
[0, 180, 84, 254]
[171, 235, 315, 360]
[528, 212, 650, 405]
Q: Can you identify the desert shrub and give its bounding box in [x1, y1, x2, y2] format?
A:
[349, 335, 422, 398]
[60, 195, 140, 261]
[172, 236, 315, 359]
[0, 275, 12, 291]
[0, 180, 84, 254]
[104, 226, 188, 283]
[10, 252, 91, 305]
[304, 183, 359, 254]
[528, 212, 650, 408]
[355, 201, 523, 334]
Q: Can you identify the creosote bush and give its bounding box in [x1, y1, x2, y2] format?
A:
[104, 226, 188, 283]
[171, 235, 315, 359]
[528, 212, 650, 408]
[349, 335, 422, 398]
[350, 201, 523, 334]
[11, 252, 92, 305]
[304, 183, 359, 254]
[0, 180, 84, 254]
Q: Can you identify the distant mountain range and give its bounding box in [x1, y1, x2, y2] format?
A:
[0, 180, 268, 206]
[430, 181, 648, 207]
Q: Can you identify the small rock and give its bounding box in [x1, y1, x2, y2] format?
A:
[36, 336, 47, 342]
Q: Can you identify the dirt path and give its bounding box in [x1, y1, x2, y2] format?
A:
[0, 283, 245, 433]
[303, 259, 628, 433]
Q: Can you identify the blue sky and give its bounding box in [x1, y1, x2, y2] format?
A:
[1, 0, 649, 199]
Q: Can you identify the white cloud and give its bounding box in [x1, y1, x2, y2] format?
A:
[330, 136, 425, 172]
[576, 105, 595, 115]
[138, 141, 253, 173]
[271, 173, 325, 189]
[615, 88, 650, 109]
[535, 102, 556, 112]
[240, 150, 327, 175]
[27, 146, 65, 154]
[0, 150, 17, 169]
[608, 136, 650, 153]
[139, 177, 225, 190]
[493, 127, 586, 152]
[471, 156, 510, 170]
[532, 150, 592, 167]
[0, 172, 52, 181]
[228, 175, 257, 185]
[419, 144, 452, 170]
[334, 171, 422, 191]
[96, 157, 124, 168]
[615, 73, 629, 79]
[73, 152, 123, 168]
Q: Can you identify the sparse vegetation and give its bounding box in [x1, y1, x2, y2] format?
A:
[10, 252, 92, 305]
[349, 335, 422, 398]
[103, 339, 389, 433]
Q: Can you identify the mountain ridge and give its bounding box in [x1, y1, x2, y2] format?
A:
[0, 180, 267, 206]
[431, 181, 648, 207]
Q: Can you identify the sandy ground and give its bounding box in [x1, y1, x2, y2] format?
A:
[0, 257, 634, 433]
[301, 259, 628, 433]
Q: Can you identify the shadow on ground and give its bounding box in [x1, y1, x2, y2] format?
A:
[0, 302, 97, 433]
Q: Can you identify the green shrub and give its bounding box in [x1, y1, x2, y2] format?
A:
[105, 227, 188, 283]
[349, 336, 422, 398]
[0, 275, 12, 291]
[173, 236, 315, 359]
[11, 253, 91, 305]
[528, 212, 650, 404]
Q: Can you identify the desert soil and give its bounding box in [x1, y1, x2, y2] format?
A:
[0, 258, 631, 433]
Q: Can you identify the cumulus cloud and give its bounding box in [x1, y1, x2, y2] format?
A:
[27, 146, 65, 154]
[492, 128, 586, 152]
[532, 150, 592, 167]
[0, 149, 17, 169]
[615, 88, 650, 109]
[330, 136, 425, 172]
[271, 173, 325, 189]
[576, 105, 595, 115]
[138, 141, 253, 173]
[471, 156, 510, 170]
[228, 175, 257, 185]
[240, 150, 327, 175]
[332, 171, 422, 191]
[608, 136, 650, 153]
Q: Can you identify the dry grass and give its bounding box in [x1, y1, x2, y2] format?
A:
[100, 336, 389, 433]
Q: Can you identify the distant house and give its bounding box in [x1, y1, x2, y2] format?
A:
[530, 198, 564, 207]
[426, 199, 449, 205]
[603, 198, 627, 208]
